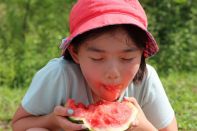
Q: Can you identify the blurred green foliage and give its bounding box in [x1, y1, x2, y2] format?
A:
[0, 0, 197, 88]
[142, 0, 197, 73]
[0, 0, 75, 88]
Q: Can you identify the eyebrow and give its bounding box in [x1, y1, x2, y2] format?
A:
[122, 48, 139, 52]
[87, 47, 105, 53]
[86, 47, 139, 53]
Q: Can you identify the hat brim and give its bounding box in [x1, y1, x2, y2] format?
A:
[62, 13, 159, 57]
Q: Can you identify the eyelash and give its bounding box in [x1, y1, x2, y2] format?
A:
[90, 58, 134, 62]
[121, 58, 134, 61]
[91, 58, 104, 61]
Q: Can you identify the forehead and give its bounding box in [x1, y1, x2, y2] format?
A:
[83, 27, 137, 48]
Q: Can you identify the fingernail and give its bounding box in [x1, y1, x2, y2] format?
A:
[67, 108, 74, 115]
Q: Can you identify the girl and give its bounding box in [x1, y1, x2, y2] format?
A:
[12, 0, 178, 130]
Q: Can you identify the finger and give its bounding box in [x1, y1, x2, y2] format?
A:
[128, 118, 139, 130]
[58, 116, 87, 130]
[131, 119, 139, 127]
[54, 106, 74, 116]
[123, 97, 141, 109]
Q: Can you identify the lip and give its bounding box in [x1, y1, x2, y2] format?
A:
[103, 84, 123, 91]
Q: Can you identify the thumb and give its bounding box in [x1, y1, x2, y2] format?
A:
[123, 97, 141, 109]
[131, 119, 139, 127]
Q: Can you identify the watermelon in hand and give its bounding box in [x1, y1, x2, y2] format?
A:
[65, 99, 138, 131]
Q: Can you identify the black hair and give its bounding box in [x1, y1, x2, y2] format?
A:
[63, 24, 148, 84]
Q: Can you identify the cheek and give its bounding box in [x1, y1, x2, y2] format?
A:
[79, 63, 101, 84]
[123, 62, 141, 82]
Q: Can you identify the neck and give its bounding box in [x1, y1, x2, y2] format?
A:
[91, 91, 102, 103]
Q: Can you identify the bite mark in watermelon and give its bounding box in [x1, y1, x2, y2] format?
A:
[65, 99, 138, 131]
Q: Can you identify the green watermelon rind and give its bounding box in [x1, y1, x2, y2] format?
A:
[66, 116, 93, 131]
[66, 116, 84, 124]
[67, 102, 138, 131]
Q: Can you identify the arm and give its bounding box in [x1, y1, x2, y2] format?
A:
[129, 117, 177, 131]
[12, 105, 85, 131]
[139, 65, 178, 130]
[12, 105, 57, 131]
[159, 117, 178, 131]
[125, 97, 178, 131]
[126, 97, 157, 131]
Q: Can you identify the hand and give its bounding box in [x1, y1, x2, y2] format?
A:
[50, 106, 86, 131]
[124, 97, 157, 131]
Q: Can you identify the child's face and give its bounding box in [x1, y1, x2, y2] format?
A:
[69, 28, 143, 101]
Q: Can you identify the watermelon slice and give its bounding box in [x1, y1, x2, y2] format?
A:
[65, 99, 138, 131]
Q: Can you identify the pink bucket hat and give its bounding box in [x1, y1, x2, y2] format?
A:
[60, 0, 159, 58]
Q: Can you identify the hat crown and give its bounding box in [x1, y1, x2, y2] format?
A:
[69, 0, 147, 34]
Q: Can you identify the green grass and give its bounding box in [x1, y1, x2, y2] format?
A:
[0, 72, 197, 131]
[160, 72, 197, 130]
[0, 87, 27, 131]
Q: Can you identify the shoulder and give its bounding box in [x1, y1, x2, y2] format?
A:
[134, 64, 163, 105]
[139, 65, 175, 129]
[127, 64, 160, 103]
[35, 57, 81, 77]
[141, 64, 162, 94]
[141, 64, 161, 86]
[146, 64, 158, 79]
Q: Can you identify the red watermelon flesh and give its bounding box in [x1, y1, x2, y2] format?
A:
[66, 99, 138, 131]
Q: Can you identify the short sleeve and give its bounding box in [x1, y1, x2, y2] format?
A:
[141, 65, 175, 129]
[22, 59, 68, 115]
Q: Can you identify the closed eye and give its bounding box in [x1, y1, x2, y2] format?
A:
[90, 57, 104, 61]
[121, 57, 134, 61]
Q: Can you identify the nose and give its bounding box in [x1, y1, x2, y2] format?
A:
[105, 62, 120, 81]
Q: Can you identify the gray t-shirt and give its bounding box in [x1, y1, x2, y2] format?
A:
[22, 57, 174, 129]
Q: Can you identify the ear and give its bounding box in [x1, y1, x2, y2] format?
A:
[68, 45, 80, 64]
